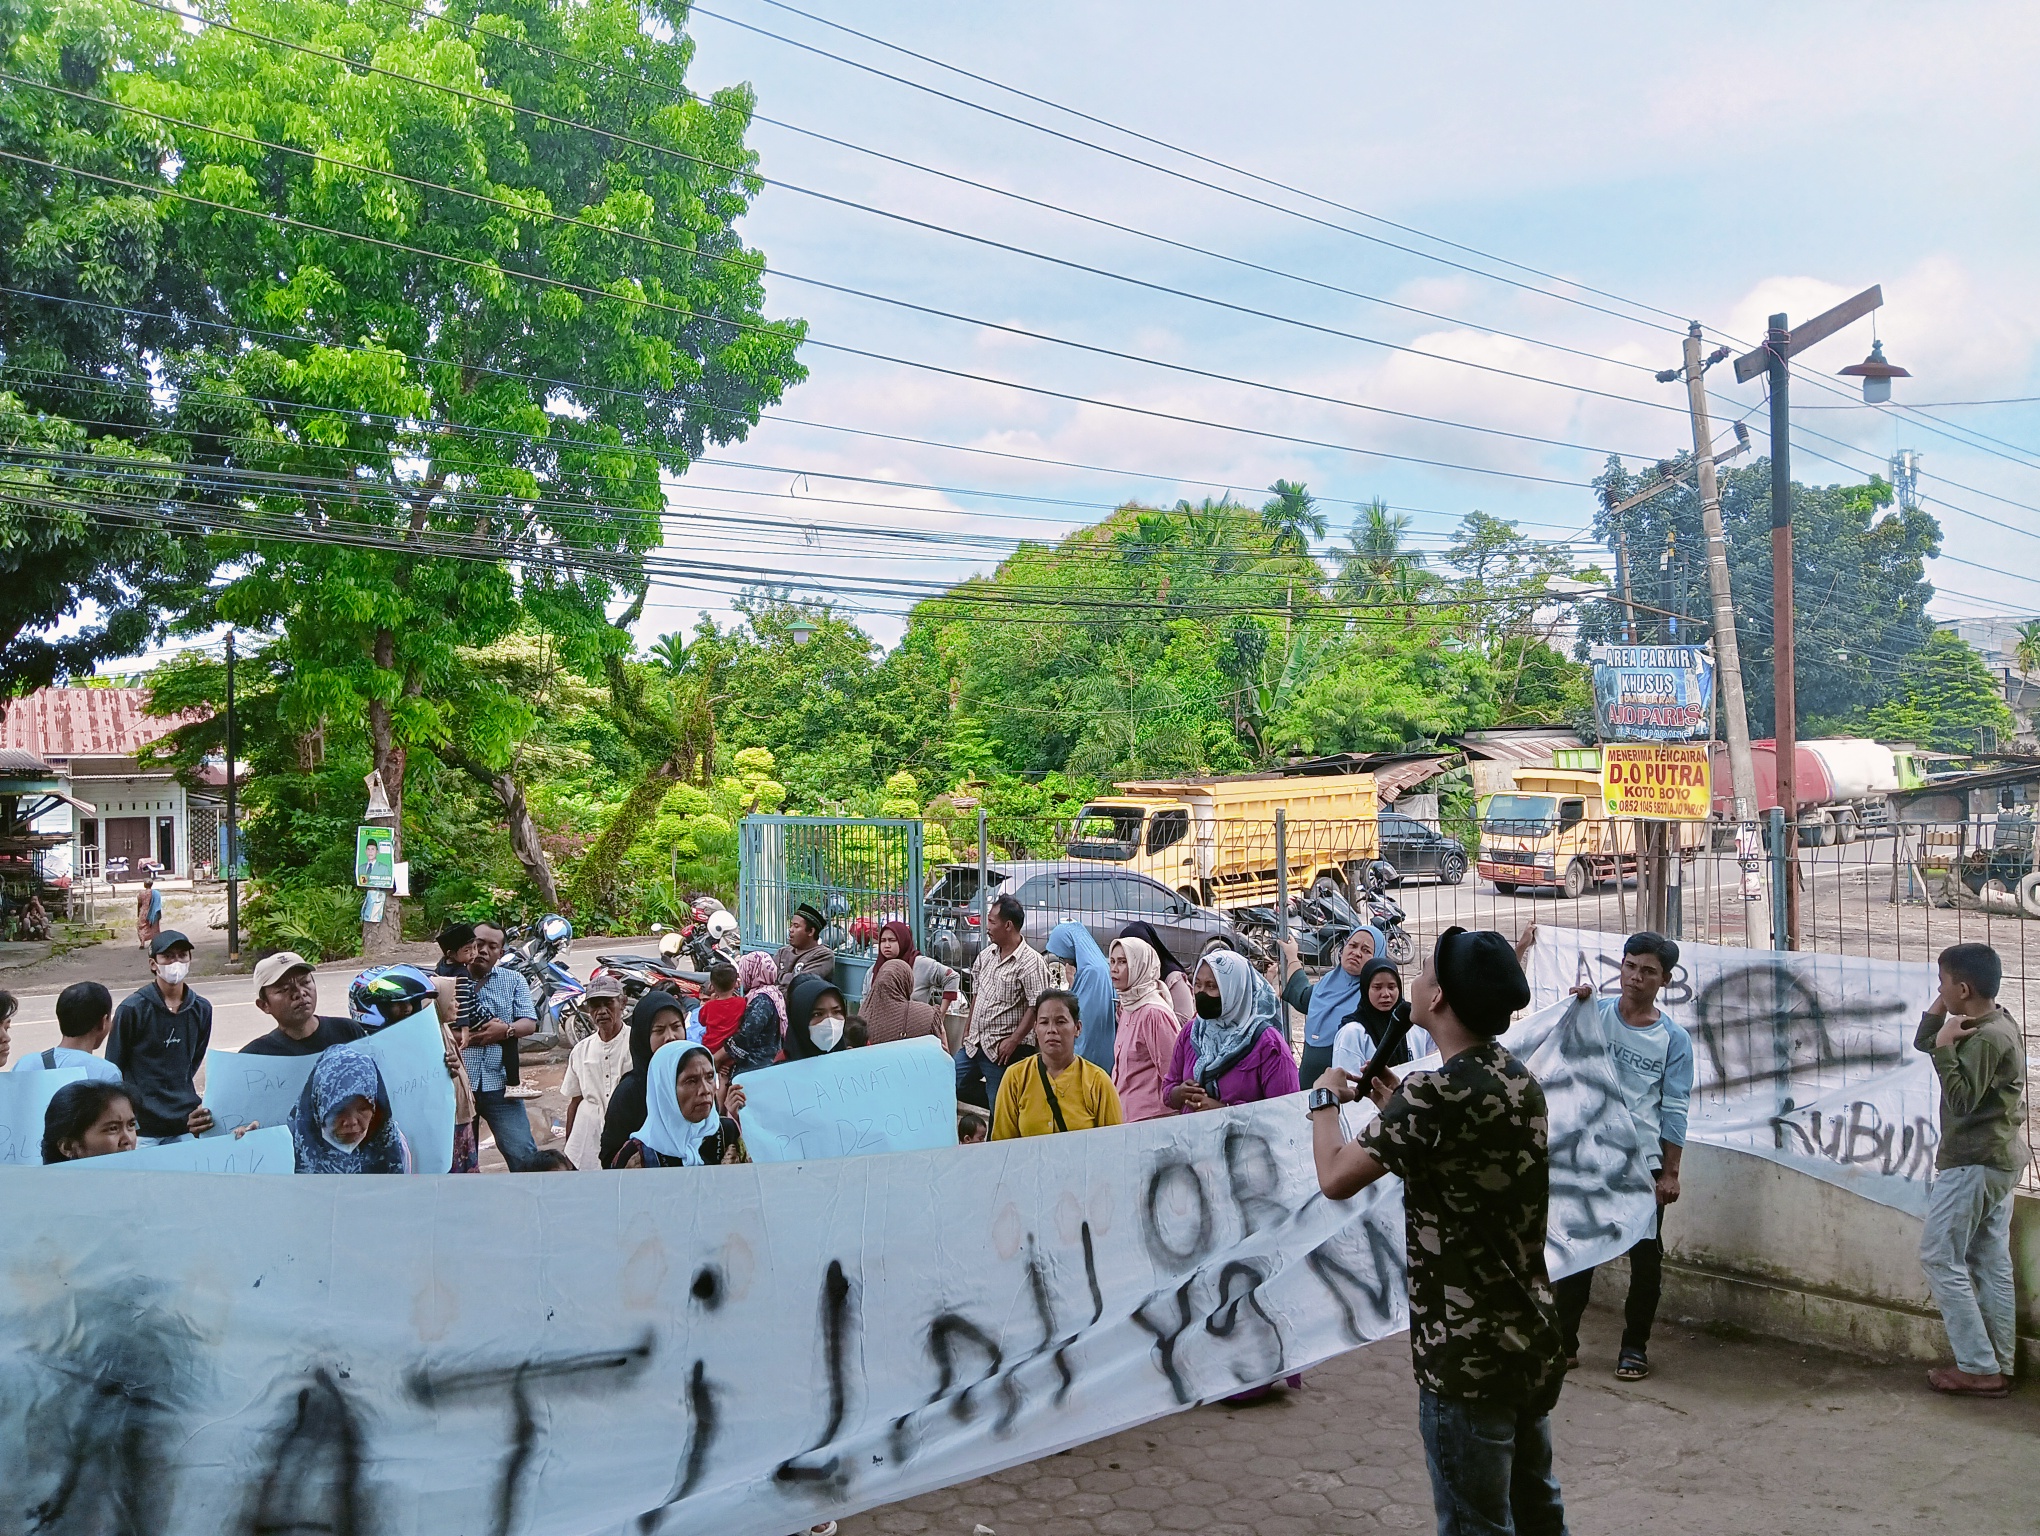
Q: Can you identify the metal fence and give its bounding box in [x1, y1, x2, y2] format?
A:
[737, 816, 925, 1005]
[919, 807, 2040, 1181]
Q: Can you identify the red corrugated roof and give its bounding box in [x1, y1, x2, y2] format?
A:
[0, 688, 208, 759]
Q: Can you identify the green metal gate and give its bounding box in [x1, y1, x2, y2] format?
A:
[737, 815, 925, 1005]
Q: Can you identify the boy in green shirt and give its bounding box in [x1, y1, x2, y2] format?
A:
[1915, 942, 2027, 1397]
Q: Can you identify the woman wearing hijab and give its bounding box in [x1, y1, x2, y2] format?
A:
[1275, 924, 1388, 1085]
[600, 991, 692, 1171]
[780, 973, 864, 1061]
[288, 1049, 412, 1174]
[1330, 958, 1426, 1077]
[1118, 921, 1197, 1020]
[1109, 936, 1182, 1122]
[1163, 947, 1299, 1113]
[860, 921, 946, 1045]
[1045, 921, 1117, 1071]
[610, 1041, 739, 1168]
[728, 951, 788, 1075]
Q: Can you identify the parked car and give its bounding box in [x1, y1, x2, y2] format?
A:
[924, 859, 1239, 975]
[1374, 811, 1468, 886]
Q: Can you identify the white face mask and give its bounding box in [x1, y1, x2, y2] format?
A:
[808, 1017, 844, 1053]
[157, 961, 191, 985]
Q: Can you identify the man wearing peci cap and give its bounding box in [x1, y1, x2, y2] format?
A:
[242, 952, 366, 1057]
[108, 930, 216, 1142]
[1309, 926, 1570, 1536]
[774, 902, 836, 984]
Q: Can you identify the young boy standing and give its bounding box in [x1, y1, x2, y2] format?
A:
[1916, 942, 2027, 1397]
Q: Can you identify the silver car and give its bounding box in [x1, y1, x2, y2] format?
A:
[924, 858, 1238, 974]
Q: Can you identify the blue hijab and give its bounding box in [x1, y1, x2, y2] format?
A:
[1303, 924, 1389, 1047]
[634, 1041, 723, 1166]
[1046, 922, 1117, 1070]
[288, 1049, 410, 1174]
[1189, 947, 1286, 1093]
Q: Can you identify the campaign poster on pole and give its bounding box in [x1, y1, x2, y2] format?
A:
[354, 825, 397, 889]
[1589, 643, 1714, 742]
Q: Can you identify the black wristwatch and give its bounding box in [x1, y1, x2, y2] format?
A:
[1307, 1087, 1341, 1115]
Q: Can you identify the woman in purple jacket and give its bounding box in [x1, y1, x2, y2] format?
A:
[1164, 947, 1300, 1113]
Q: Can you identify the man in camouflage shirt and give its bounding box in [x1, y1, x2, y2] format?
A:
[1311, 926, 1568, 1536]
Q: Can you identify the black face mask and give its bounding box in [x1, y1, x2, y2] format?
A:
[1193, 991, 1224, 1019]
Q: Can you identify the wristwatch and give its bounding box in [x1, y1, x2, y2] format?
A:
[1307, 1087, 1341, 1115]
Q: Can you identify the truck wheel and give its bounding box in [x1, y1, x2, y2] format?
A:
[1562, 860, 1589, 900]
[1835, 808, 1860, 844]
[2019, 872, 2040, 920]
[1493, 880, 1518, 895]
[1438, 851, 1468, 886]
[1311, 872, 1345, 900]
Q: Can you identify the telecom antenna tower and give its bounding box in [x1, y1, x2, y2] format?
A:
[1889, 448, 1922, 512]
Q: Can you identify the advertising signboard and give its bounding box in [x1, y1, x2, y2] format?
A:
[1602, 743, 1713, 819]
[1590, 643, 1714, 742]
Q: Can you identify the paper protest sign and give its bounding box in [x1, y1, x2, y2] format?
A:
[738, 1037, 957, 1162]
[201, 1049, 317, 1138]
[1528, 930, 1940, 1213]
[50, 1123, 296, 1174]
[199, 1013, 455, 1172]
[0, 1067, 87, 1164]
[351, 1012, 457, 1174]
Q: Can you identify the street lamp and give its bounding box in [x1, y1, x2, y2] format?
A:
[1839, 339, 1911, 404]
[1731, 284, 1892, 950]
[787, 617, 815, 645]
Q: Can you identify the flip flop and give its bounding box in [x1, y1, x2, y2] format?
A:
[1615, 1349, 1651, 1381]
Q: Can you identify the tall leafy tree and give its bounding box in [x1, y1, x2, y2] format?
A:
[96, 0, 806, 951]
[1259, 478, 1325, 556]
[1583, 457, 1938, 735]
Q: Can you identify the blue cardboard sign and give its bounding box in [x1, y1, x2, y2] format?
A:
[736, 1038, 957, 1163]
[0, 1068, 88, 1165]
[202, 1050, 317, 1137]
[53, 1123, 297, 1174]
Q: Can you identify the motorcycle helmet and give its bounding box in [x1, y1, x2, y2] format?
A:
[349, 964, 437, 1030]
[537, 913, 573, 949]
[706, 909, 740, 947]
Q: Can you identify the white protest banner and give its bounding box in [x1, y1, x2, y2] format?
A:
[201, 1049, 317, 1137]
[50, 1123, 297, 1174]
[0, 1067, 86, 1164]
[0, 1041, 1653, 1536]
[1527, 929, 1940, 1213]
[737, 1037, 958, 1163]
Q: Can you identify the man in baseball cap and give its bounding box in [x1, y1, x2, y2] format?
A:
[560, 972, 630, 1169]
[108, 927, 214, 1141]
[243, 951, 365, 1057]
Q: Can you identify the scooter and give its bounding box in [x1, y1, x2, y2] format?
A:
[503, 913, 576, 1042]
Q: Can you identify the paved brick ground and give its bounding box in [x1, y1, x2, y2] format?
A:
[842, 1308, 2040, 1536]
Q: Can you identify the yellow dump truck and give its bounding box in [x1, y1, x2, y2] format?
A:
[1477, 761, 1703, 898]
[1068, 768, 1379, 909]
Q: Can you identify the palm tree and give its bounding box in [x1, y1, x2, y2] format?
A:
[1337, 498, 1424, 600]
[1260, 479, 1326, 557]
[2015, 619, 2040, 678]
[647, 631, 690, 676]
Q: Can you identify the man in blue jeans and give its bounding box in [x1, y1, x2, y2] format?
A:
[1312, 927, 1569, 1536]
[462, 919, 541, 1170]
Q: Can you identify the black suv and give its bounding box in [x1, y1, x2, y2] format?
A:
[1376, 811, 1468, 885]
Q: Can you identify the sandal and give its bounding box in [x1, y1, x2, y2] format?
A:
[1615, 1348, 1650, 1381]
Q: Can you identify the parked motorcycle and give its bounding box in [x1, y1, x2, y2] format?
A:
[502, 913, 580, 1044]
[589, 942, 708, 1008]
[1353, 867, 1419, 966]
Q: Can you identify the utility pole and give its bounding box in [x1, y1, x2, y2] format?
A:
[1732, 284, 1886, 951]
[224, 629, 240, 961]
[1611, 508, 1639, 644]
[1678, 324, 1760, 824]
[1766, 313, 1798, 949]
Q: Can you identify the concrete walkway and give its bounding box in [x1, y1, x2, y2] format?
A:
[844, 1309, 2039, 1536]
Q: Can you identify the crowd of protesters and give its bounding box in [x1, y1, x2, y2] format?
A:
[5, 879, 2024, 1536]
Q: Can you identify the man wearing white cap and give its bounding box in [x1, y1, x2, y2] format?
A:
[243, 952, 365, 1057]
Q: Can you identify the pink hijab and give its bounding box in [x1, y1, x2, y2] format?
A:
[736, 949, 787, 1030]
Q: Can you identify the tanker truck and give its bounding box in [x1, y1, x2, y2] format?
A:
[1708, 738, 1929, 844]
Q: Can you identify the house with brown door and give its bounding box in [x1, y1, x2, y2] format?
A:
[0, 687, 212, 883]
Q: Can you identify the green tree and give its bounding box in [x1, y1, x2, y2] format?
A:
[1854, 629, 2013, 752]
[1584, 457, 1938, 734]
[2013, 619, 2040, 677]
[1259, 478, 1326, 557]
[109, 0, 804, 952]
[0, 0, 211, 709]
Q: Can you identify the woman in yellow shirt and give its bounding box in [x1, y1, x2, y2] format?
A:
[991, 991, 1124, 1139]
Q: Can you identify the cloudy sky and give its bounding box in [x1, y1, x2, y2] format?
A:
[637, 0, 2040, 649]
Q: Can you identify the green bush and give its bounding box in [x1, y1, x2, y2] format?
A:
[243, 883, 364, 961]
